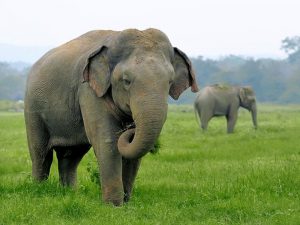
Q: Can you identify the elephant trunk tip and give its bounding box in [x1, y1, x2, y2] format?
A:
[117, 128, 145, 159]
[117, 126, 158, 159]
[118, 127, 135, 143]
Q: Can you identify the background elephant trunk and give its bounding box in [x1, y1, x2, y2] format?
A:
[117, 97, 168, 159]
[251, 104, 258, 129]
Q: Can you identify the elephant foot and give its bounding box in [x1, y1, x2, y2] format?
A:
[103, 196, 124, 207]
[59, 175, 76, 187]
[102, 183, 124, 206]
[32, 172, 49, 182]
[124, 192, 131, 203]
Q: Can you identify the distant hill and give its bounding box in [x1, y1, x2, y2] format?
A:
[0, 43, 51, 63]
[9, 61, 31, 71]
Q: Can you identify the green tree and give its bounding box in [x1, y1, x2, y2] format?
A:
[281, 36, 300, 63]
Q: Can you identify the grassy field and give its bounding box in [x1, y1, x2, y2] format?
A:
[0, 104, 299, 225]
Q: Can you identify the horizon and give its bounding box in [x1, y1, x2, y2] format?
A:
[0, 42, 288, 64]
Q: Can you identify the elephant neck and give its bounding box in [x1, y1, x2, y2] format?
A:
[103, 94, 133, 123]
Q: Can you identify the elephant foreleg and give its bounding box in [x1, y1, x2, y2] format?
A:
[226, 113, 238, 133]
[79, 86, 124, 206]
[122, 158, 141, 202]
[84, 117, 124, 206]
[96, 144, 123, 206]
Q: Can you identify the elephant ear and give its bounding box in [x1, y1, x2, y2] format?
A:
[239, 87, 247, 104]
[82, 46, 111, 97]
[170, 47, 199, 100]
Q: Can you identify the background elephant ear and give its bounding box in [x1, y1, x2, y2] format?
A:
[239, 87, 247, 103]
[170, 47, 199, 100]
[83, 46, 111, 97]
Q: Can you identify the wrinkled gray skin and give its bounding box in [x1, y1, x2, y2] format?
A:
[194, 84, 257, 133]
[24, 28, 198, 206]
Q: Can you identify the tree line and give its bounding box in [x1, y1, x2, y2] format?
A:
[176, 36, 300, 104]
[0, 62, 28, 100]
[0, 36, 300, 104]
[188, 55, 300, 104]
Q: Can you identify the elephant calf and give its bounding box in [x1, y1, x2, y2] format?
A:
[194, 84, 257, 133]
[24, 28, 198, 206]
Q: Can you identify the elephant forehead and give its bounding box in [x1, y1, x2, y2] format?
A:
[110, 30, 172, 54]
[113, 53, 173, 79]
[119, 29, 170, 44]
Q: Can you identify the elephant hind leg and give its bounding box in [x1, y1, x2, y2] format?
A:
[122, 158, 141, 202]
[200, 111, 212, 131]
[55, 145, 90, 186]
[200, 119, 209, 131]
[26, 114, 53, 181]
[32, 149, 53, 181]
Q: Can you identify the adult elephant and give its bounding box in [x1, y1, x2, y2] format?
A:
[24, 28, 198, 206]
[194, 84, 257, 133]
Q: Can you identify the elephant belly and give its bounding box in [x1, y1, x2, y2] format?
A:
[214, 111, 226, 116]
[213, 104, 228, 116]
[42, 111, 90, 148]
[48, 128, 89, 148]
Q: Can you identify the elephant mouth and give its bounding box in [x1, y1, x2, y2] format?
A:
[117, 121, 157, 157]
[125, 122, 136, 133]
[127, 129, 135, 143]
[120, 122, 136, 143]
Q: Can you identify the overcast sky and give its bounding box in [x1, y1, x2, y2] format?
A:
[1, 0, 300, 58]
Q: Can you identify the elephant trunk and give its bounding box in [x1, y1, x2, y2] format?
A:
[251, 104, 258, 129]
[117, 96, 167, 159]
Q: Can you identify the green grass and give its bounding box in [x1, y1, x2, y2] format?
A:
[0, 104, 299, 225]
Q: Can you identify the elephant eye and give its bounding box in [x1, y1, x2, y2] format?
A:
[122, 74, 131, 89]
[123, 78, 131, 86]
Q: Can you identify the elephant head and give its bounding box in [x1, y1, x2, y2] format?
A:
[83, 28, 198, 159]
[239, 86, 257, 129]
